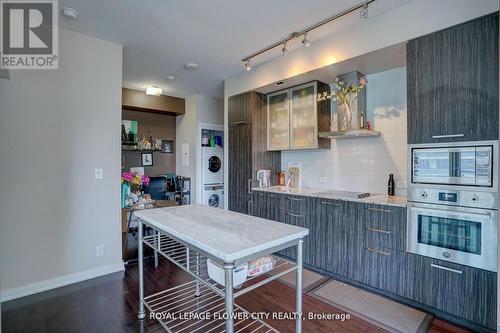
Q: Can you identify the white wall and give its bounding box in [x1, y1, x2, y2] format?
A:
[282, 67, 407, 195]
[0, 29, 123, 301]
[176, 95, 223, 203]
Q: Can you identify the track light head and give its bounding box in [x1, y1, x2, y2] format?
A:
[244, 59, 252, 71]
[301, 33, 311, 48]
[360, 3, 369, 19]
[282, 42, 288, 55]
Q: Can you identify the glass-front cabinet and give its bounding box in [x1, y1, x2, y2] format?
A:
[267, 81, 329, 151]
[267, 90, 290, 150]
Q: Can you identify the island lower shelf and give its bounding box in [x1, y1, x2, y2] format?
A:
[139, 224, 303, 333]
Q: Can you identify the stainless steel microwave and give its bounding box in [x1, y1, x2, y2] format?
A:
[409, 141, 498, 190]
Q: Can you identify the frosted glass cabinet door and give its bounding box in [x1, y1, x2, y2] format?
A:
[290, 83, 318, 149]
[267, 91, 290, 150]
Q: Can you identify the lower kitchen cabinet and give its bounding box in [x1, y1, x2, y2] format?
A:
[362, 204, 407, 251]
[406, 254, 496, 329]
[362, 246, 406, 296]
[228, 193, 249, 214]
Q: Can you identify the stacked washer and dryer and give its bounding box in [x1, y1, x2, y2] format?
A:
[201, 147, 224, 209]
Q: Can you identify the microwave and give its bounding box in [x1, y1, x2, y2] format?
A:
[408, 141, 498, 190]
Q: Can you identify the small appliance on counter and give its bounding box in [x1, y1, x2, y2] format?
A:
[256, 170, 271, 188]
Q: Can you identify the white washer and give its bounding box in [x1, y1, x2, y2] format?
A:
[203, 184, 224, 209]
[202, 147, 223, 185]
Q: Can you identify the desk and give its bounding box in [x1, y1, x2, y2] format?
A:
[122, 200, 178, 266]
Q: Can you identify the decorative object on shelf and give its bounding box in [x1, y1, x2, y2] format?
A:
[122, 120, 138, 144]
[141, 152, 153, 166]
[161, 139, 174, 153]
[121, 182, 131, 208]
[318, 73, 367, 131]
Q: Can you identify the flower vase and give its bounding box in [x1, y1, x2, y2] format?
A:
[121, 182, 131, 208]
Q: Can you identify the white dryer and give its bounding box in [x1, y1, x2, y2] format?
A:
[202, 147, 223, 185]
[203, 184, 224, 209]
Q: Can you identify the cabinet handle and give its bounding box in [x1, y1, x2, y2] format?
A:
[287, 197, 303, 202]
[367, 247, 391, 256]
[432, 134, 464, 139]
[367, 207, 391, 213]
[248, 179, 253, 194]
[367, 227, 391, 235]
[321, 201, 342, 206]
[430, 263, 463, 275]
[232, 121, 247, 126]
[286, 212, 303, 218]
[248, 200, 252, 215]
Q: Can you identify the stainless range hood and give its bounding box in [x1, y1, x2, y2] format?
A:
[319, 128, 380, 139]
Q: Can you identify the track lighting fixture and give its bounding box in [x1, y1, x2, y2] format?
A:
[282, 42, 288, 55]
[301, 33, 311, 48]
[360, 2, 369, 19]
[240, 0, 374, 71]
[244, 59, 252, 71]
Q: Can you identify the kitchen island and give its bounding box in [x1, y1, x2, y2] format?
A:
[134, 204, 309, 333]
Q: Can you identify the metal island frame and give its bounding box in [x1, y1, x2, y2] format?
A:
[134, 204, 309, 333]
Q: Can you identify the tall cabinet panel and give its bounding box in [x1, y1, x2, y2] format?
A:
[228, 92, 281, 214]
[407, 13, 499, 143]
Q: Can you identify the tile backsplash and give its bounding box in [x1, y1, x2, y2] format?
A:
[281, 67, 408, 196]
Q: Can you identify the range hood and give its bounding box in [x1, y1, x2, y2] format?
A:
[319, 128, 380, 139]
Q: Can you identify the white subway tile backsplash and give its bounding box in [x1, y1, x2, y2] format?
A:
[282, 67, 408, 196]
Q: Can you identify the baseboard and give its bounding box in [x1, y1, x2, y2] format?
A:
[0, 262, 124, 303]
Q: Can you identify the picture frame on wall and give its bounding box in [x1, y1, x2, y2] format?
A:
[161, 139, 174, 153]
[141, 152, 153, 166]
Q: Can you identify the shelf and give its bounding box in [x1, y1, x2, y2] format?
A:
[144, 280, 277, 333]
[318, 129, 381, 139]
[142, 234, 296, 299]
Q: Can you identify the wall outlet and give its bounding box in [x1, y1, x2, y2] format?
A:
[95, 244, 104, 257]
[319, 176, 328, 184]
[95, 168, 103, 179]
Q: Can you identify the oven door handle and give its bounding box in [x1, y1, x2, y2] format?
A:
[409, 204, 493, 219]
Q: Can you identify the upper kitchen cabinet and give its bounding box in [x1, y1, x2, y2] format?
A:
[407, 13, 499, 144]
[267, 81, 331, 150]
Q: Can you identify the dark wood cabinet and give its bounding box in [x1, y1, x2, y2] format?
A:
[361, 204, 407, 252]
[405, 254, 496, 330]
[407, 13, 499, 143]
[228, 92, 281, 214]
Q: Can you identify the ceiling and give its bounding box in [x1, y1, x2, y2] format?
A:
[59, 0, 413, 98]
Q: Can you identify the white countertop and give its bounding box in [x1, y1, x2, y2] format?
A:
[134, 204, 309, 263]
[252, 186, 407, 207]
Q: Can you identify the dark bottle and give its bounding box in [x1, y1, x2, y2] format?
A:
[388, 174, 395, 196]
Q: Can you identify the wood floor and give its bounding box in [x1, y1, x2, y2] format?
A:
[1, 258, 472, 333]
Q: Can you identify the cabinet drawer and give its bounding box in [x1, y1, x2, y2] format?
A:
[406, 254, 497, 329]
[362, 246, 406, 295]
[283, 195, 307, 214]
[363, 204, 406, 251]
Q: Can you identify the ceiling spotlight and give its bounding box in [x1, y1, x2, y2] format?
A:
[244, 59, 252, 71]
[301, 33, 311, 48]
[184, 62, 199, 70]
[166, 75, 175, 80]
[360, 3, 369, 19]
[282, 42, 288, 56]
[61, 7, 79, 20]
[145, 86, 162, 96]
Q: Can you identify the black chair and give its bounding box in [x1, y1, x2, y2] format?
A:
[143, 177, 167, 200]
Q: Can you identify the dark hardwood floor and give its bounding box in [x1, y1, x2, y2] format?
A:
[1, 258, 472, 333]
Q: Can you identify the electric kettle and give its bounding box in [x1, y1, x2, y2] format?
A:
[256, 170, 271, 188]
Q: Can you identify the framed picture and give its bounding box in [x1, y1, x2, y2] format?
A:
[122, 120, 138, 144]
[141, 152, 153, 166]
[162, 139, 174, 153]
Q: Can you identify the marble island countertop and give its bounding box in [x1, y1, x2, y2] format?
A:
[134, 204, 309, 263]
[252, 186, 407, 207]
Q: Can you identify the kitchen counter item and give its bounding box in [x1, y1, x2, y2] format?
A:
[134, 204, 308, 333]
[252, 186, 407, 207]
[256, 169, 271, 188]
